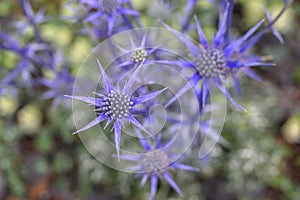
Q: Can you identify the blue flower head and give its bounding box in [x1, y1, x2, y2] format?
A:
[114, 34, 160, 71]
[121, 130, 198, 200]
[39, 67, 74, 108]
[0, 30, 54, 90]
[162, 0, 291, 111]
[80, 0, 140, 35]
[66, 60, 166, 157]
[0, 0, 57, 92]
[17, 0, 49, 41]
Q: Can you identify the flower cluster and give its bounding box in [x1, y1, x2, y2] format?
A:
[0, 0, 74, 106]
[0, 0, 291, 199]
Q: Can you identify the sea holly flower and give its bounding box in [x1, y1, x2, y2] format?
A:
[63, 1, 129, 39]
[0, 0, 58, 91]
[0, 31, 54, 89]
[0, 25, 64, 95]
[17, 0, 49, 40]
[80, 0, 140, 35]
[161, 0, 290, 111]
[114, 35, 160, 70]
[39, 67, 74, 108]
[121, 131, 198, 200]
[65, 60, 167, 157]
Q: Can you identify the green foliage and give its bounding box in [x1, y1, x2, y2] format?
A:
[52, 152, 73, 173]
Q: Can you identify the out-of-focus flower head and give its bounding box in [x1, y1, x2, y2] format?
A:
[120, 130, 198, 200]
[63, 1, 128, 39]
[0, 0, 59, 93]
[0, 0, 74, 102]
[65, 60, 167, 158]
[162, 0, 291, 111]
[74, 0, 140, 36]
[114, 34, 161, 72]
[39, 66, 74, 108]
[16, 0, 49, 38]
[0, 31, 54, 89]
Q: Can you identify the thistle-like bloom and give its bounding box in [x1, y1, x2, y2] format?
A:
[17, 0, 49, 41]
[0, 0, 55, 91]
[66, 60, 166, 157]
[121, 131, 198, 200]
[39, 67, 74, 107]
[114, 35, 159, 71]
[0, 31, 53, 89]
[81, 0, 140, 35]
[162, 0, 290, 111]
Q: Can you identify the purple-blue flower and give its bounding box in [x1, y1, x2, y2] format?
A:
[39, 67, 74, 107]
[66, 60, 167, 157]
[114, 34, 160, 71]
[17, 0, 49, 41]
[0, 0, 55, 91]
[80, 0, 140, 35]
[162, 0, 290, 111]
[0, 31, 53, 89]
[121, 131, 198, 200]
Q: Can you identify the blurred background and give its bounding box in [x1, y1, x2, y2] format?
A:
[0, 0, 300, 199]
